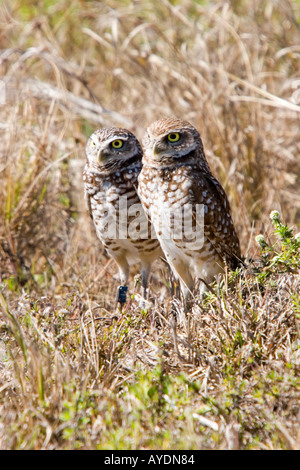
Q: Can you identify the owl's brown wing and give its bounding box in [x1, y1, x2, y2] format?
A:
[190, 170, 242, 269]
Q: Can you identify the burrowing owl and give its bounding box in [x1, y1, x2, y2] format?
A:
[83, 127, 162, 306]
[138, 117, 241, 303]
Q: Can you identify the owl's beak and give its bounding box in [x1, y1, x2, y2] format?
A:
[153, 143, 162, 157]
[97, 149, 104, 163]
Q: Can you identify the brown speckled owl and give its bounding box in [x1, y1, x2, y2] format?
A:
[83, 127, 162, 305]
[138, 117, 241, 303]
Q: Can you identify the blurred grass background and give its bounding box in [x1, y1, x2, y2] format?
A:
[0, 0, 299, 450]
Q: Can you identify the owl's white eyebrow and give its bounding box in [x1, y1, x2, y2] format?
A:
[166, 129, 181, 134]
[107, 136, 128, 144]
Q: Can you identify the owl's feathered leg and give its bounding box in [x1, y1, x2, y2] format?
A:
[167, 259, 194, 308]
[180, 282, 194, 308]
[166, 260, 194, 324]
[141, 263, 151, 300]
[133, 263, 152, 310]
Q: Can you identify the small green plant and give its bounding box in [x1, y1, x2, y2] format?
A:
[59, 384, 96, 447]
[255, 211, 300, 276]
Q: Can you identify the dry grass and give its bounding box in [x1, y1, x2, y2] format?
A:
[0, 0, 299, 450]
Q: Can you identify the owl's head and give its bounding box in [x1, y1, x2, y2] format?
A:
[85, 127, 142, 172]
[142, 117, 204, 167]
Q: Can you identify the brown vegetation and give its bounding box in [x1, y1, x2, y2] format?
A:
[0, 0, 299, 449]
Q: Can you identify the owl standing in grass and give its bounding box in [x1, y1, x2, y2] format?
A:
[138, 117, 241, 304]
[83, 127, 162, 306]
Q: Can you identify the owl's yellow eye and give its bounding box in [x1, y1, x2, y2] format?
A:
[111, 139, 124, 149]
[167, 132, 181, 143]
[90, 140, 96, 147]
